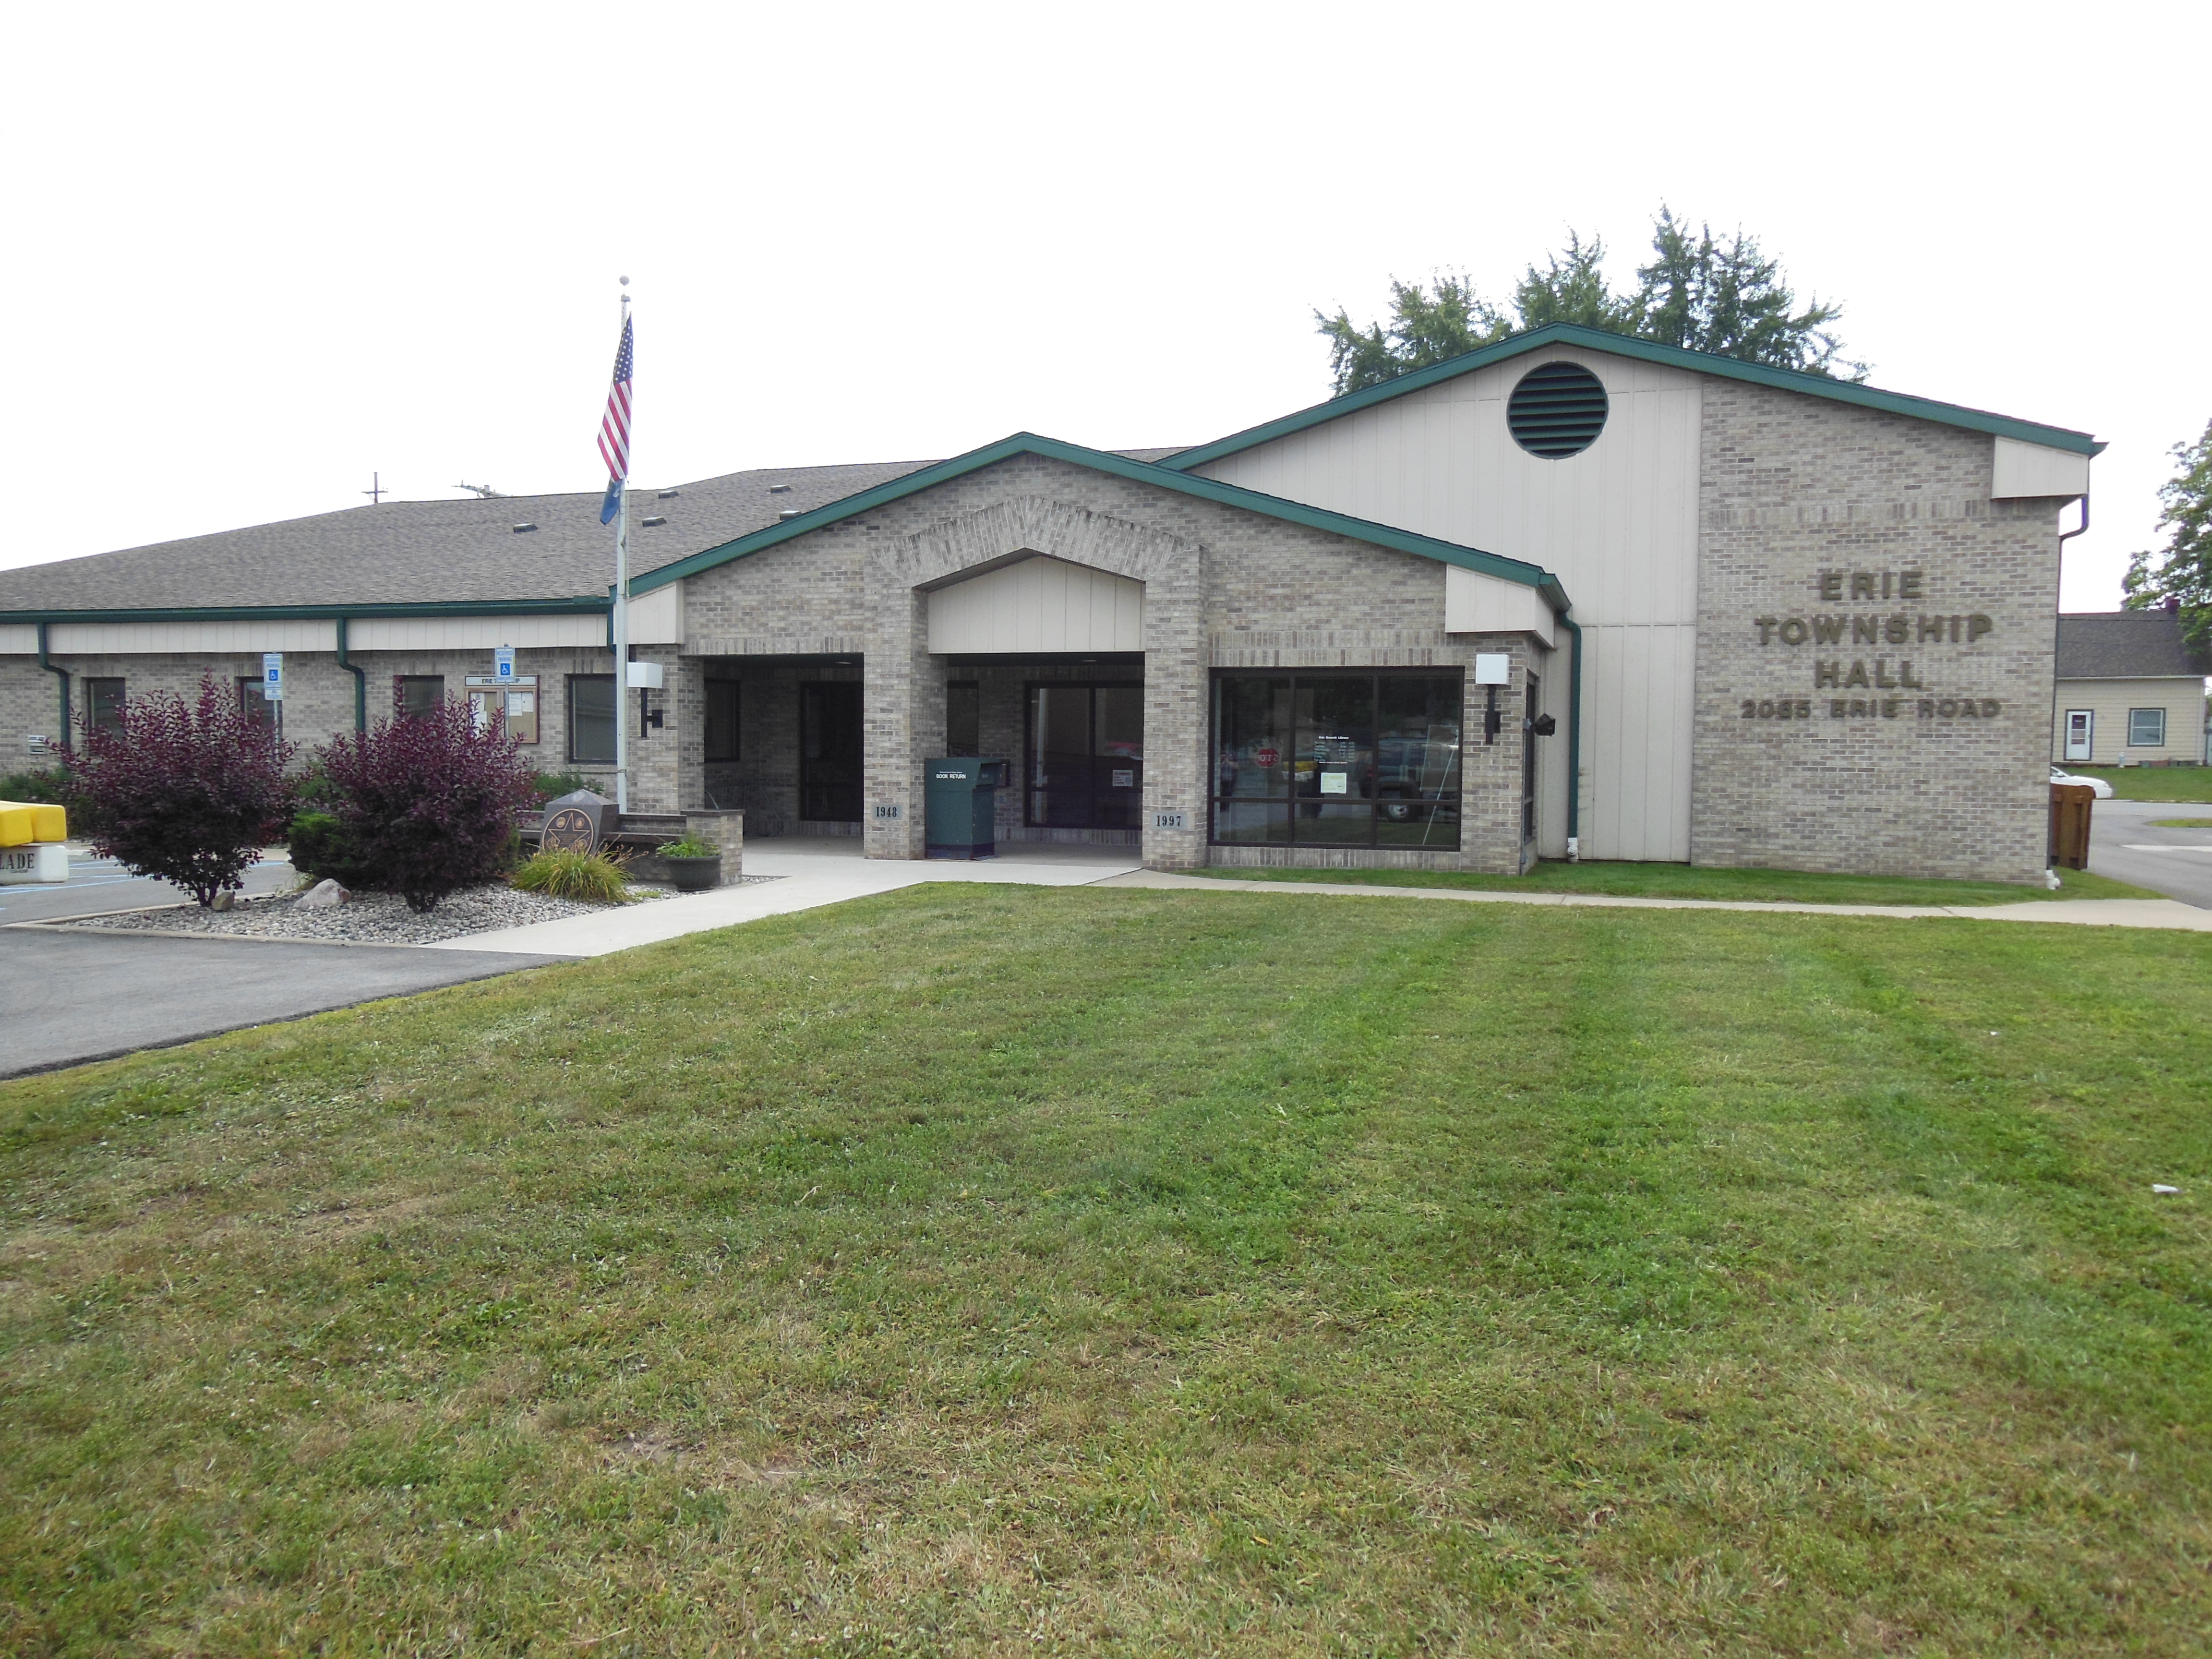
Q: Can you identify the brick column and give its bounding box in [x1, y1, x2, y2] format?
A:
[626, 646, 686, 811]
[1141, 545, 1207, 870]
[862, 590, 933, 858]
[1458, 636, 1533, 876]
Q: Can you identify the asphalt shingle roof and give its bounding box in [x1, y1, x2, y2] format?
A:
[2056, 610, 2212, 680]
[0, 460, 941, 613]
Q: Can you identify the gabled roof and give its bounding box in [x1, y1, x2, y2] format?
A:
[1161, 322, 2105, 472]
[2056, 610, 2212, 680]
[631, 431, 1570, 612]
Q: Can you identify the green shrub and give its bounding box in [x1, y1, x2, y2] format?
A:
[286, 810, 375, 887]
[0, 764, 92, 835]
[656, 835, 719, 858]
[291, 765, 339, 807]
[0, 765, 75, 805]
[509, 847, 632, 904]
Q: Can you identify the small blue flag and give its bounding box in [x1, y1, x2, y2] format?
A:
[600, 477, 622, 526]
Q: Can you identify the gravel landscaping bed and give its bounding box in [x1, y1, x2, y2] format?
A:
[61, 882, 696, 946]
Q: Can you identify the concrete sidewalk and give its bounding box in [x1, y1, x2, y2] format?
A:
[425, 835, 2212, 959]
[1097, 870, 2212, 930]
[426, 837, 1144, 958]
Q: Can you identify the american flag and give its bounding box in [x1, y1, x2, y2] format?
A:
[597, 313, 633, 525]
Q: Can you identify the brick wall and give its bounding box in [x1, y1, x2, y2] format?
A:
[0, 647, 620, 793]
[1691, 379, 2062, 882]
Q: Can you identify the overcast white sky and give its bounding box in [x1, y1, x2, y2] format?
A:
[3, 2, 2203, 612]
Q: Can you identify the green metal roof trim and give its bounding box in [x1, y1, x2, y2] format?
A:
[1162, 323, 2106, 470]
[632, 432, 1572, 613]
[0, 597, 613, 625]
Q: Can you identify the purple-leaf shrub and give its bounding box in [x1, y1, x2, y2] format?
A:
[68, 676, 296, 905]
[317, 696, 538, 911]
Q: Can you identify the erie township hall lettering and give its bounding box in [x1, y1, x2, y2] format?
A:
[1742, 568, 2007, 722]
[0, 324, 2101, 885]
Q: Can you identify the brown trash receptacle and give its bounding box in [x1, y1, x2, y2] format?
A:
[2049, 783, 2095, 870]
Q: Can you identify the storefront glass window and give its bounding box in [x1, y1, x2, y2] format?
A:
[1211, 671, 1461, 848]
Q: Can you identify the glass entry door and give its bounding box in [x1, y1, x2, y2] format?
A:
[1027, 683, 1142, 829]
[800, 682, 864, 822]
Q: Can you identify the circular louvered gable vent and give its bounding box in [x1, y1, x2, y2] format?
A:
[1506, 361, 1608, 458]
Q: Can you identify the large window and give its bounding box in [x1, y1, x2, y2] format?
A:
[1027, 683, 1142, 829]
[567, 674, 616, 765]
[2129, 707, 2168, 748]
[705, 679, 740, 762]
[236, 676, 276, 733]
[84, 677, 125, 735]
[1212, 671, 1462, 849]
[395, 675, 444, 720]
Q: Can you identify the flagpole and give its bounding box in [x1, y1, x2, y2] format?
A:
[612, 281, 631, 813]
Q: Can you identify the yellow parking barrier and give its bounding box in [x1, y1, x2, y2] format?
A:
[0, 801, 68, 845]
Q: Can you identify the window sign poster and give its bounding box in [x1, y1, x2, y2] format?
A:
[1111, 769, 1134, 789]
[1320, 769, 1349, 795]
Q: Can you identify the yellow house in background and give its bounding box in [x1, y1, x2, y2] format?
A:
[2053, 606, 2211, 766]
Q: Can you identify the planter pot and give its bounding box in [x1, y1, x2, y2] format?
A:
[661, 854, 722, 893]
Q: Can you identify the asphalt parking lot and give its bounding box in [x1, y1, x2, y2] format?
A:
[0, 855, 559, 1079]
[2086, 797, 2212, 909]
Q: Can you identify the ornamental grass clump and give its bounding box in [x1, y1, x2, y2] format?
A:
[508, 846, 632, 904]
[66, 676, 294, 905]
[315, 697, 538, 912]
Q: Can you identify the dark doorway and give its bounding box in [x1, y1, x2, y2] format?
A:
[800, 682, 864, 822]
[1026, 683, 1143, 829]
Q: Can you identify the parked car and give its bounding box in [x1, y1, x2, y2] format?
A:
[1376, 727, 1460, 820]
[2051, 764, 2115, 799]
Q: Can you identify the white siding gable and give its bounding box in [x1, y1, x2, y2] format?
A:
[927, 555, 1144, 655]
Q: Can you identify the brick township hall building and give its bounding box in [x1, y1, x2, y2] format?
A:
[0, 324, 2104, 883]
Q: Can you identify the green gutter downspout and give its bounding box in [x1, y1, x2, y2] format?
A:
[1557, 613, 1583, 857]
[36, 622, 71, 749]
[335, 616, 367, 733]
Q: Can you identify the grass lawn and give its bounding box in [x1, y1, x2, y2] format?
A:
[2069, 767, 2212, 804]
[5, 889, 2211, 1655]
[1178, 858, 2161, 906]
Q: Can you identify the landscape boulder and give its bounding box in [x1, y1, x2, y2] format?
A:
[296, 878, 350, 910]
